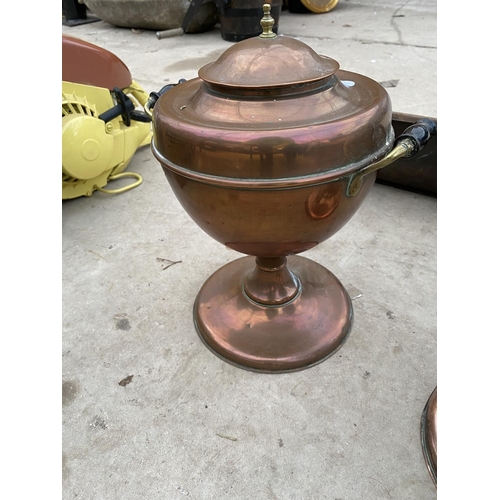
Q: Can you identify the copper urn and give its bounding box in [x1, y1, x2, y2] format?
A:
[150, 5, 435, 372]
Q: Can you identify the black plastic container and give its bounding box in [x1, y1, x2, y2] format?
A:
[287, 0, 311, 13]
[217, 0, 282, 42]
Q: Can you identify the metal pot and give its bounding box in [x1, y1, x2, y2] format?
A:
[421, 387, 437, 486]
[148, 5, 436, 372]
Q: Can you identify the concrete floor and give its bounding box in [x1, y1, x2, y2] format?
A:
[62, 1, 437, 498]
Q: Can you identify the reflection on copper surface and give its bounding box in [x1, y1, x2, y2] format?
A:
[306, 185, 341, 220]
[421, 387, 437, 486]
[194, 256, 352, 372]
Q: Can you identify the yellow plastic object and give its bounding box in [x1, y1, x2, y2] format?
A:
[62, 80, 151, 199]
[301, 0, 339, 13]
[94, 172, 143, 194]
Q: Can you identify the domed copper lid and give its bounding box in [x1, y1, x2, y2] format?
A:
[199, 4, 339, 90]
[199, 35, 339, 90]
[152, 4, 393, 183]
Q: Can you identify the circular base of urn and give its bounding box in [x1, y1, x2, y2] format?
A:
[193, 255, 353, 373]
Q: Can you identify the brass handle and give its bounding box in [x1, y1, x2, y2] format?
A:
[347, 118, 436, 196]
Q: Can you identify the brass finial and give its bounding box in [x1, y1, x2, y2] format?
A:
[259, 3, 277, 39]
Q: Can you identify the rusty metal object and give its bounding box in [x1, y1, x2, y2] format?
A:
[421, 387, 437, 486]
[151, 5, 435, 372]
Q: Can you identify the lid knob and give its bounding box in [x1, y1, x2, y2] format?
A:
[259, 3, 277, 39]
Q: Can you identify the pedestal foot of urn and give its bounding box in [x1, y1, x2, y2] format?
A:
[193, 255, 353, 373]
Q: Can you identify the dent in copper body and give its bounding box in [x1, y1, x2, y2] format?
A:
[306, 184, 342, 220]
[421, 387, 437, 486]
[194, 255, 352, 373]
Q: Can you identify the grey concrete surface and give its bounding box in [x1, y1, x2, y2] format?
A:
[62, 1, 437, 499]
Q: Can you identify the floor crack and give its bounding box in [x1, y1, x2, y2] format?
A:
[391, 0, 412, 45]
[281, 33, 436, 49]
